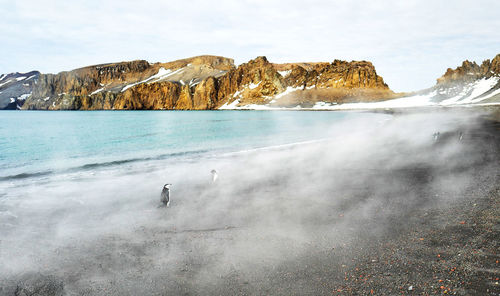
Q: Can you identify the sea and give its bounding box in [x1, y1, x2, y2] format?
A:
[2, 109, 482, 290]
[0, 110, 383, 183]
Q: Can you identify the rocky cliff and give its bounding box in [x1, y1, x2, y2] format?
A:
[19, 56, 234, 110]
[436, 54, 500, 84]
[413, 54, 500, 106]
[2, 55, 395, 110]
[0, 71, 40, 109]
[217, 56, 394, 108]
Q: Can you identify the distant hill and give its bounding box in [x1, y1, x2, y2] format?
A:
[0, 55, 394, 110]
[0, 71, 40, 109]
[1, 54, 499, 110]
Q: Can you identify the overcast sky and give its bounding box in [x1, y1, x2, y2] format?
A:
[1, 0, 499, 92]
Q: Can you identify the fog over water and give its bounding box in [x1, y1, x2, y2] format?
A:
[0, 110, 497, 295]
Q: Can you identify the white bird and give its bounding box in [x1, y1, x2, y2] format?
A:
[211, 169, 218, 183]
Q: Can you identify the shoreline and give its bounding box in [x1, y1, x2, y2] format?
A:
[1, 104, 499, 112]
[1, 110, 499, 295]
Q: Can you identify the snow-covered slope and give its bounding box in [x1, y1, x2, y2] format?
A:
[119, 63, 228, 93]
[4, 54, 500, 111]
[218, 78, 500, 110]
[0, 71, 39, 109]
[219, 55, 500, 110]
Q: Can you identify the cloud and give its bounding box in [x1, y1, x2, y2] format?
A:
[1, 0, 499, 91]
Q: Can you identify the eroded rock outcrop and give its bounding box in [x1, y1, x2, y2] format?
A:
[0, 71, 40, 109]
[216, 56, 286, 107]
[16, 55, 395, 110]
[436, 54, 500, 84]
[193, 76, 218, 110]
[275, 59, 388, 89]
[401, 53, 500, 106]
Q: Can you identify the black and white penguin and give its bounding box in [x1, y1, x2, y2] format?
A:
[211, 169, 218, 182]
[161, 184, 171, 207]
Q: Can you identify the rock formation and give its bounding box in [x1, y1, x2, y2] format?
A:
[2, 55, 397, 110]
[436, 54, 500, 84]
[0, 71, 40, 109]
[403, 53, 500, 106]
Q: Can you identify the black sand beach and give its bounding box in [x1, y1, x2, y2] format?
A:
[1, 109, 499, 296]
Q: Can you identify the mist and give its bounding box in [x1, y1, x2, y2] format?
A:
[0, 109, 497, 295]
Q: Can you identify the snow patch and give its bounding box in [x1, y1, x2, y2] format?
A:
[278, 70, 291, 77]
[188, 78, 198, 87]
[274, 86, 302, 100]
[219, 99, 241, 109]
[121, 83, 136, 92]
[90, 88, 105, 95]
[248, 82, 260, 89]
[121, 67, 180, 92]
[460, 77, 499, 104]
[440, 77, 499, 105]
[147, 67, 185, 83]
[234, 104, 278, 110]
[330, 91, 438, 110]
[312, 101, 336, 109]
[471, 87, 500, 103]
[18, 93, 30, 100]
[232, 90, 242, 98]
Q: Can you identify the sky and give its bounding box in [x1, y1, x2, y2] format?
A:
[0, 0, 499, 92]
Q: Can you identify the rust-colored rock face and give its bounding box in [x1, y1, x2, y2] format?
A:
[175, 85, 194, 110]
[32, 60, 153, 99]
[113, 82, 181, 110]
[193, 77, 218, 110]
[277, 60, 389, 90]
[216, 56, 286, 107]
[436, 54, 500, 85]
[21, 55, 395, 110]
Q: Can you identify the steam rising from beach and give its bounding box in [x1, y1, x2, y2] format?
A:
[0, 110, 496, 294]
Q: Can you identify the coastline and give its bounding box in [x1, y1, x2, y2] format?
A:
[1, 110, 498, 295]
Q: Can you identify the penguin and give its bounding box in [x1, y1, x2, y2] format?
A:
[161, 184, 171, 207]
[433, 132, 440, 141]
[211, 169, 218, 183]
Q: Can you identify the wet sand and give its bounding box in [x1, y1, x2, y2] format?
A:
[1, 110, 499, 295]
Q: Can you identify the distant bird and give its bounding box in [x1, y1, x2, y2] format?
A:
[161, 184, 171, 207]
[211, 169, 218, 183]
[458, 132, 463, 141]
[433, 132, 440, 141]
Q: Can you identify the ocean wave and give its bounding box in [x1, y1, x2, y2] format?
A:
[0, 139, 330, 182]
[0, 149, 211, 182]
[0, 170, 55, 181]
[221, 138, 330, 156]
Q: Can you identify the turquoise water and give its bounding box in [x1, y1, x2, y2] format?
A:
[0, 110, 373, 180]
